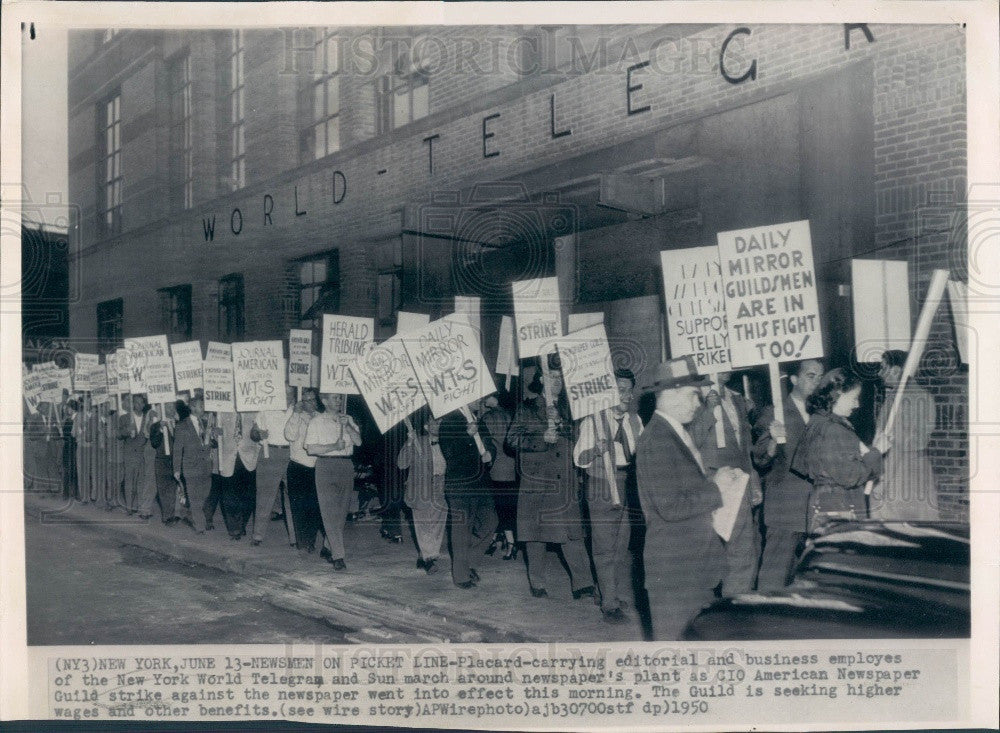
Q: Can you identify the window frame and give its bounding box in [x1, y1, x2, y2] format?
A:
[218, 273, 245, 341]
[168, 51, 194, 210]
[226, 30, 246, 191]
[158, 284, 193, 342]
[96, 298, 124, 355]
[296, 250, 341, 329]
[299, 28, 342, 162]
[98, 90, 123, 237]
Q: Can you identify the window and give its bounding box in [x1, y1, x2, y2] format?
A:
[376, 238, 403, 325]
[297, 251, 340, 328]
[300, 28, 341, 161]
[375, 39, 430, 134]
[168, 53, 193, 210]
[218, 273, 245, 341]
[227, 30, 246, 191]
[98, 92, 123, 235]
[158, 284, 192, 341]
[96, 298, 123, 355]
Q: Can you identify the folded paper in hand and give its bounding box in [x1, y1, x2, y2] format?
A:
[712, 468, 749, 542]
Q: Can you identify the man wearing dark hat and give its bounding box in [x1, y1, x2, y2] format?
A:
[636, 356, 736, 640]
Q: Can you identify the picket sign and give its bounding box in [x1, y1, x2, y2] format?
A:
[864, 269, 950, 496]
[717, 221, 824, 445]
[349, 336, 427, 434]
[661, 246, 730, 447]
[320, 315, 374, 395]
[453, 296, 481, 335]
[946, 280, 969, 364]
[556, 323, 620, 503]
[288, 329, 313, 389]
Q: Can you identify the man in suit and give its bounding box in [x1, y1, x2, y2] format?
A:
[216, 411, 262, 539]
[173, 396, 213, 534]
[117, 394, 148, 514]
[636, 356, 736, 641]
[690, 371, 761, 595]
[574, 368, 643, 625]
[751, 358, 823, 590]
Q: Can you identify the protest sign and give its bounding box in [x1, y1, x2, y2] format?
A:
[568, 312, 604, 334]
[288, 329, 313, 389]
[512, 276, 562, 358]
[717, 220, 823, 442]
[38, 371, 62, 404]
[716, 220, 823, 368]
[233, 341, 287, 411]
[556, 323, 619, 421]
[402, 316, 496, 419]
[453, 296, 481, 335]
[124, 336, 170, 394]
[89, 363, 110, 406]
[661, 246, 730, 371]
[203, 343, 235, 413]
[350, 336, 427, 434]
[396, 311, 430, 334]
[114, 348, 133, 393]
[105, 354, 120, 393]
[320, 315, 374, 394]
[74, 353, 99, 392]
[947, 280, 969, 364]
[53, 369, 73, 400]
[171, 341, 204, 393]
[143, 358, 177, 404]
[23, 373, 42, 414]
[851, 259, 911, 363]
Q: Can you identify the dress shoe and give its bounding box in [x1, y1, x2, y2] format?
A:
[320, 547, 333, 561]
[416, 558, 427, 570]
[530, 586, 548, 598]
[205, 521, 214, 531]
[502, 544, 518, 561]
[424, 558, 438, 575]
[380, 527, 402, 543]
[468, 568, 480, 585]
[250, 538, 262, 547]
[331, 559, 347, 571]
[572, 585, 596, 600]
[229, 533, 242, 541]
[455, 580, 475, 589]
[602, 608, 629, 624]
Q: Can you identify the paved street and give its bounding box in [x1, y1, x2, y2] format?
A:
[25, 515, 355, 645]
[23, 492, 644, 645]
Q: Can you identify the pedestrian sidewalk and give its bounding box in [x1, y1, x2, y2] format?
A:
[23, 491, 644, 645]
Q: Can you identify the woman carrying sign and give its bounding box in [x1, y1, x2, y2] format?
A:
[305, 393, 362, 571]
[506, 355, 595, 601]
[791, 369, 891, 532]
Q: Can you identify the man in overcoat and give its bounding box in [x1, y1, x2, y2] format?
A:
[636, 356, 732, 640]
[751, 358, 823, 590]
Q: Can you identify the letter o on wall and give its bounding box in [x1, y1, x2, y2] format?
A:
[231, 208, 243, 235]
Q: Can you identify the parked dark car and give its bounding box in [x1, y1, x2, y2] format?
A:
[681, 520, 970, 640]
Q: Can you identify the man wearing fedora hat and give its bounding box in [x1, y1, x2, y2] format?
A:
[636, 355, 740, 640]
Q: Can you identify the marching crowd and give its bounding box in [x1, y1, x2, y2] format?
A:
[23, 348, 940, 640]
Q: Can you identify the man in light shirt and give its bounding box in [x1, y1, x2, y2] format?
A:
[573, 368, 643, 625]
[751, 358, 823, 590]
[284, 389, 321, 555]
[216, 410, 262, 540]
[250, 385, 298, 546]
[305, 393, 362, 571]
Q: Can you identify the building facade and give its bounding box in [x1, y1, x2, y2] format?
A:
[67, 24, 968, 515]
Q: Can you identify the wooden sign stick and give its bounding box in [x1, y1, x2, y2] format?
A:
[768, 363, 786, 444]
[458, 405, 488, 457]
[160, 403, 170, 455]
[592, 410, 621, 506]
[710, 373, 726, 448]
